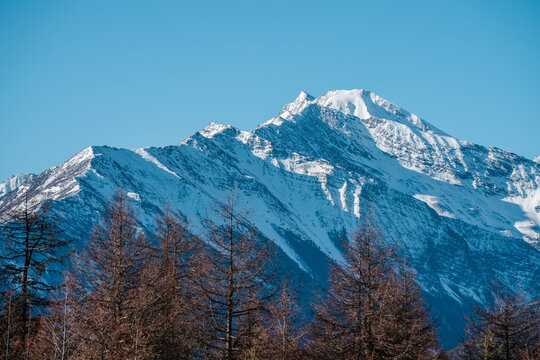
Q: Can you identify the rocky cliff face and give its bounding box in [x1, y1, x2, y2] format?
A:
[1, 89, 538, 348]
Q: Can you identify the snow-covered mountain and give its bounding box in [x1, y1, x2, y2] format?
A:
[0, 173, 35, 197]
[1, 89, 538, 348]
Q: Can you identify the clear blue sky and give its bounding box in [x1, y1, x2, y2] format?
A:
[1, 0, 539, 180]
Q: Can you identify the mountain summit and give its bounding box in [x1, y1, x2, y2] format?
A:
[1, 89, 538, 348]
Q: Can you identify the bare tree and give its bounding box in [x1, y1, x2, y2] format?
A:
[1, 289, 15, 360]
[460, 285, 539, 360]
[0, 197, 70, 359]
[309, 213, 395, 359]
[145, 209, 202, 359]
[194, 191, 278, 360]
[309, 212, 442, 359]
[255, 279, 306, 360]
[378, 258, 442, 359]
[69, 190, 150, 360]
[27, 275, 80, 360]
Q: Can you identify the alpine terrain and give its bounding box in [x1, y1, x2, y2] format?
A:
[1, 89, 538, 348]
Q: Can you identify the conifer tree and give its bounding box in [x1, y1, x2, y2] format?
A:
[0, 197, 70, 359]
[461, 286, 539, 360]
[194, 192, 277, 360]
[256, 280, 306, 360]
[68, 190, 150, 360]
[378, 259, 442, 359]
[146, 209, 202, 359]
[309, 211, 443, 359]
[27, 275, 79, 360]
[309, 213, 396, 359]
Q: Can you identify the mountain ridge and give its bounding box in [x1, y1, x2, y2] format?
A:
[0, 173, 36, 197]
[1, 89, 538, 348]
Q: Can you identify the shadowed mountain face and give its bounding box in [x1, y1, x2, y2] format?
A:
[1, 89, 538, 348]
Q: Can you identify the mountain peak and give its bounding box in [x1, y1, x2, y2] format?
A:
[278, 91, 315, 120]
[316, 89, 400, 121]
[296, 90, 314, 102]
[260, 88, 447, 138]
[314, 89, 447, 135]
[199, 122, 234, 138]
[277, 88, 399, 122]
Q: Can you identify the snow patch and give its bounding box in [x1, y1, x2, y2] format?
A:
[127, 192, 141, 202]
[514, 220, 540, 244]
[88, 168, 104, 179]
[134, 148, 181, 178]
[353, 184, 362, 218]
[503, 191, 540, 243]
[339, 181, 348, 212]
[317, 89, 372, 119]
[319, 176, 335, 206]
[413, 194, 456, 218]
[279, 153, 334, 177]
[236, 132, 274, 160]
[439, 277, 463, 304]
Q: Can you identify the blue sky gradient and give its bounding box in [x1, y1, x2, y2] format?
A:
[1, 0, 539, 180]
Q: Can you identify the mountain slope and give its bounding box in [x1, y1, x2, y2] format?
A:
[0, 173, 35, 197]
[1, 89, 538, 348]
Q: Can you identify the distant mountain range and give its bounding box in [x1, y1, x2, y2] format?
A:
[1, 89, 538, 348]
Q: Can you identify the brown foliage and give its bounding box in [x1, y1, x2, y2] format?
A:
[16, 191, 538, 360]
[379, 260, 442, 359]
[459, 285, 539, 360]
[0, 197, 70, 359]
[144, 209, 203, 359]
[254, 280, 307, 360]
[27, 275, 80, 360]
[193, 191, 279, 360]
[68, 190, 152, 359]
[308, 212, 442, 359]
